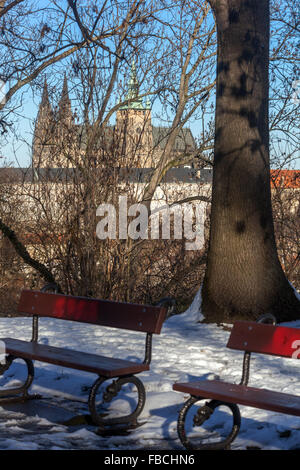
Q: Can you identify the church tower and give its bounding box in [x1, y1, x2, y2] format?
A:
[54, 73, 76, 167]
[32, 75, 76, 168]
[32, 79, 56, 168]
[116, 61, 153, 167]
[57, 74, 73, 127]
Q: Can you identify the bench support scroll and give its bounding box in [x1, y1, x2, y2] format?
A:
[88, 375, 146, 430]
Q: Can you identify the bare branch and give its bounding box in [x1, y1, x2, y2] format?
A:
[0, 0, 25, 19]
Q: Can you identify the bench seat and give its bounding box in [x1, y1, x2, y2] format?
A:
[173, 320, 300, 450]
[173, 379, 300, 417]
[2, 338, 149, 378]
[0, 288, 168, 430]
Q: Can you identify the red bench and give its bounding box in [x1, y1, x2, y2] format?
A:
[173, 317, 300, 450]
[0, 286, 167, 432]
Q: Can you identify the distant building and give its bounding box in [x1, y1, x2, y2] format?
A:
[270, 169, 300, 189]
[32, 62, 195, 169]
[2, 64, 299, 267]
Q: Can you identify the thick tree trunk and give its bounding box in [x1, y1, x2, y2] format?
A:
[202, 0, 300, 323]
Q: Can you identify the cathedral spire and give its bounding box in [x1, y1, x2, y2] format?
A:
[127, 60, 139, 101]
[41, 78, 51, 109]
[58, 73, 72, 122]
[120, 60, 145, 110]
[32, 77, 55, 167]
[35, 78, 53, 127]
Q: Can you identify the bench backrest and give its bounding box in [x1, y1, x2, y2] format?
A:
[227, 321, 300, 359]
[18, 290, 167, 334]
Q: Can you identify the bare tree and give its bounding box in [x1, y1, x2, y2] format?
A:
[0, 0, 298, 320]
[271, 168, 300, 292]
[202, 0, 300, 323]
[0, 1, 216, 303]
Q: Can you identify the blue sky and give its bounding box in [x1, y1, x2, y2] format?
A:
[1, 0, 299, 170]
[2, 81, 298, 170]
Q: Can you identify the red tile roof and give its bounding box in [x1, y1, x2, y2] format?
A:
[270, 170, 300, 189]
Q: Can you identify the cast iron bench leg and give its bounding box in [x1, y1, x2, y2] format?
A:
[177, 396, 241, 450]
[0, 355, 40, 403]
[88, 375, 146, 431]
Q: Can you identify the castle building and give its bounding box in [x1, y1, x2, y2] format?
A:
[32, 63, 196, 170]
[32, 74, 80, 168]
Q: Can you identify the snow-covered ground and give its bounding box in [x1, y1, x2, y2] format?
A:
[0, 292, 299, 451]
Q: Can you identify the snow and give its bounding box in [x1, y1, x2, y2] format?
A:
[0, 295, 299, 451]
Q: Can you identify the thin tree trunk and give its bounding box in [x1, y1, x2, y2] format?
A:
[202, 0, 300, 322]
[0, 217, 62, 293]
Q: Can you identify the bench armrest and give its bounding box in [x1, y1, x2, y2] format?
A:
[239, 313, 277, 386]
[257, 313, 277, 325]
[41, 283, 60, 294]
[31, 284, 61, 342]
[155, 297, 177, 318]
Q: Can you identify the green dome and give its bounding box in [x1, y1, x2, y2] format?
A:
[120, 61, 151, 111]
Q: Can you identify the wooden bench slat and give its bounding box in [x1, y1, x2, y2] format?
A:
[227, 321, 300, 358]
[173, 380, 300, 417]
[2, 338, 149, 378]
[18, 290, 167, 334]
